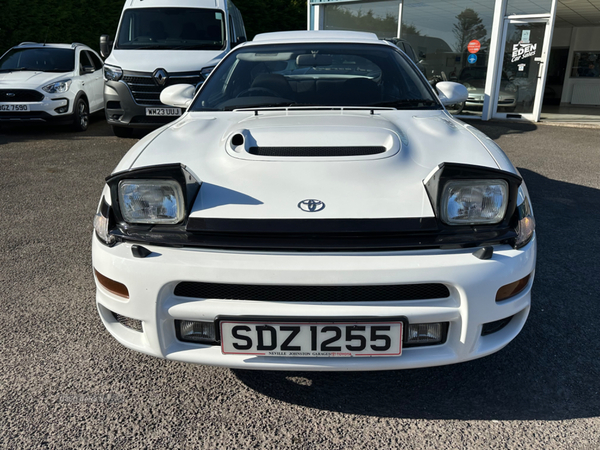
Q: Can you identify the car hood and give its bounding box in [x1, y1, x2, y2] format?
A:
[0, 70, 72, 88]
[115, 109, 516, 220]
[106, 49, 227, 73]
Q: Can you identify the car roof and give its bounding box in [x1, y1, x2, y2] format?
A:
[15, 42, 90, 51]
[251, 31, 384, 45]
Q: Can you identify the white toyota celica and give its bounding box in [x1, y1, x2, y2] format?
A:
[92, 31, 536, 371]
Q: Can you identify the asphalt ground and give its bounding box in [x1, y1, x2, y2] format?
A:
[0, 116, 599, 449]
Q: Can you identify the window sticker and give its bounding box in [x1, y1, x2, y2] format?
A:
[518, 63, 526, 72]
[215, 12, 222, 20]
[521, 30, 531, 44]
[512, 42, 537, 63]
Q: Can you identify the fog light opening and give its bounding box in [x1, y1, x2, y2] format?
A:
[481, 315, 514, 336]
[176, 320, 217, 344]
[404, 322, 448, 347]
[94, 270, 129, 298]
[111, 311, 143, 332]
[496, 274, 531, 302]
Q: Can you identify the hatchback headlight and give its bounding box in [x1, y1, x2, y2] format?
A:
[119, 179, 185, 224]
[104, 64, 123, 81]
[441, 179, 508, 225]
[514, 186, 535, 248]
[42, 79, 72, 93]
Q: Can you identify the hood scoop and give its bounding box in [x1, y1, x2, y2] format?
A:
[227, 125, 400, 161]
[247, 145, 386, 157]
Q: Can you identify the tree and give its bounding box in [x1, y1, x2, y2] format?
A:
[452, 8, 487, 53]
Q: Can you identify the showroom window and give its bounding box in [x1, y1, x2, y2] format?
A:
[571, 52, 600, 78]
[400, 0, 496, 116]
[321, 0, 402, 38]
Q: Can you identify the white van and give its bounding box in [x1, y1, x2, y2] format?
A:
[100, 0, 246, 137]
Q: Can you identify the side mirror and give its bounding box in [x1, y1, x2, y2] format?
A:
[160, 84, 195, 108]
[100, 35, 112, 59]
[436, 81, 468, 106]
[83, 65, 95, 74]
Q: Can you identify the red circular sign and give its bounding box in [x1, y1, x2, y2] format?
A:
[468, 40, 481, 54]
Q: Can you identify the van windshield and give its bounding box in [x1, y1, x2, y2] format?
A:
[116, 8, 226, 51]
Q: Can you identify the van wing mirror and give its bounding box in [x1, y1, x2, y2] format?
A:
[160, 84, 195, 108]
[100, 35, 112, 59]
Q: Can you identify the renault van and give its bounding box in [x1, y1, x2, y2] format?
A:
[100, 0, 246, 137]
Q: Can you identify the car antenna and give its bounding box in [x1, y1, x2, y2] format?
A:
[43, 26, 50, 46]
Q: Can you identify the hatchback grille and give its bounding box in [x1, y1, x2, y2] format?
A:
[248, 146, 386, 157]
[123, 72, 202, 106]
[0, 89, 44, 102]
[174, 282, 450, 302]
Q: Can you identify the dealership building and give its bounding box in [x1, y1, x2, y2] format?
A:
[308, 0, 600, 122]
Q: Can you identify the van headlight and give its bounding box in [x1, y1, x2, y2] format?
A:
[514, 186, 535, 248]
[440, 179, 509, 225]
[118, 179, 185, 224]
[104, 64, 123, 81]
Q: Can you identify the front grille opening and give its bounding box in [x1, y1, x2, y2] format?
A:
[174, 282, 450, 302]
[481, 315, 514, 336]
[248, 146, 386, 157]
[112, 311, 143, 332]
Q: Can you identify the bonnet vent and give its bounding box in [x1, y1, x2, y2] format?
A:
[247, 146, 386, 157]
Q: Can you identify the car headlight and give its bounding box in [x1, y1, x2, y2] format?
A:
[42, 79, 72, 93]
[118, 179, 185, 224]
[514, 186, 535, 248]
[441, 179, 509, 225]
[104, 64, 123, 81]
[94, 186, 115, 246]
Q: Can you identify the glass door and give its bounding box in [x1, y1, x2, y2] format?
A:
[493, 18, 552, 121]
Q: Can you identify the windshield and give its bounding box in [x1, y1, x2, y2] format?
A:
[190, 43, 440, 111]
[116, 8, 226, 50]
[0, 48, 75, 73]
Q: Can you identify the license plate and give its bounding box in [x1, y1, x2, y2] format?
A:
[145, 107, 181, 116]
[220, 319, 403, 357]
[0, 104, 29, 111]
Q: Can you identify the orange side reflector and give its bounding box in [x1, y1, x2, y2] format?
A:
[94, 269, 130, 299]
[496, 274, 531, 302]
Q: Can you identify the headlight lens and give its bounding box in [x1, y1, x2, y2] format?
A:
[94, 195, 115, 245]
[42, 79, 72, 93]
[104, 64, 123, 81]
[200, 66, 215, 80]
[119, 179, 185, 224]
[441, 179, 508, 225]
[515, 186, 535, 248]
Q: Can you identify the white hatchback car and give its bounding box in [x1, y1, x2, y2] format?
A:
[0, 42, 104, 131]
[93, 31, 536, 371]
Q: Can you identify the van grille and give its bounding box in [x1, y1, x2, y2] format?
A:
[122, 71, 202, 106]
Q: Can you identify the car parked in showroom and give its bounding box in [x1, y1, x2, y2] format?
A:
[93, 31, 536, 371]
[0, 42, 104, 131]
[456, 66, 518, 113]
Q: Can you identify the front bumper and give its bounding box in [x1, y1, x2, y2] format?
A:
[92, 233, 536, 371]
[104, 80, 181, 128]
[0, 95, 74, 124]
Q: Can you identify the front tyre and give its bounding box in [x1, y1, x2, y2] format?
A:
[73, 97, 89, 132]
[112, 125, 134, 138]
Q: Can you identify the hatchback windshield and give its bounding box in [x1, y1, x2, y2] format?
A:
[191, 43, 440, 111]
[116, 8, 226, 50]
[0, 48, 75, 73]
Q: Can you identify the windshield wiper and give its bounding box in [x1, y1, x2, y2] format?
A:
[228, 101, 295, 111]
[372, 99, 442, 109]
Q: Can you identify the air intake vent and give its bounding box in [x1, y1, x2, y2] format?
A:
[174, 282, 450, 302]
[247, 146, 386, 157]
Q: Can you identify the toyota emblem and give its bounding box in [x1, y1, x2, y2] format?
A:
[153, 68, 168, 86]
[298, 199, 325, 212]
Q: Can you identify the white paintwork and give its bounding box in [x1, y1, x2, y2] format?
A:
[0, 43, 104, 121]
[160, 84, 195, 108]
[94, 32, 536, 371]
[435, 82, 469, 106]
